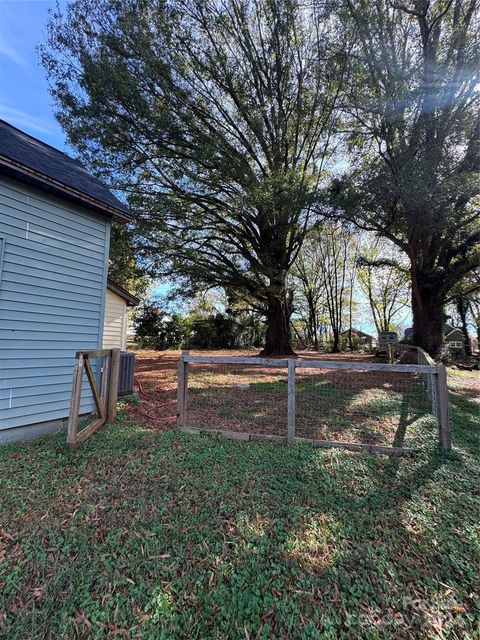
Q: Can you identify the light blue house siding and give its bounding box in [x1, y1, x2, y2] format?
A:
[0, 175, 110, 442]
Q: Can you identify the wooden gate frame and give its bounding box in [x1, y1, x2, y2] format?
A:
[67, 348, 121, 447]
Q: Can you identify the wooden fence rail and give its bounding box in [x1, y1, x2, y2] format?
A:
[399, 345, 451, 450]
[67, 348, 120, 447]
[177, 351, 452, 453]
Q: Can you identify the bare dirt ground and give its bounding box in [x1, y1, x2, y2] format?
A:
[126, 350, 479, 447]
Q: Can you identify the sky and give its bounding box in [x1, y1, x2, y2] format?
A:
[0, 0, 174, 300]
[0, 0, 69, 150]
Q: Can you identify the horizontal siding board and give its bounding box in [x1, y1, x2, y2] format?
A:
[0, 300, 100, 320]
[8, 241, 104, 274]
[2, 273, 103, 304]
[0, 175, 109, 431]
[0, 326, 99, 337]
[0, 370, 77, 385]
[103, 290, 127, 349]
[4, 258, 104, 293]
[1, 408, 72, 430]
[0, 314, 98, 329]
[0, 381, 72, 400]
[4, 199, 106, 245]
[0, 374, 100, 402]
[0, 216, 106, 257]
[0, 178, 107, 233]
[0, 280, 103, 307]
[0, 205, 105, 251]
[104, 324, 122, 334]
[0, 225, 103, 267]
[8, 254, 101, 285]
[0, 351, 87, 362]
[0, 196, 106, 248]
[0, 179, 28, 204]
[1, 339, 99, 349]
[0, 401, 96, 430]
[0, 384, 95, 410]
[0, 358, 103, 376]
[105, 303, 125, 315]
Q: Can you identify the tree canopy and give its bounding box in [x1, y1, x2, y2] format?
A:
[41, 0, 480, 356]
[108, 223, 150, 298]
[331, 0, 480, 356]
[41, 0, 345, 354]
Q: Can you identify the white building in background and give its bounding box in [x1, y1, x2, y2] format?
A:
[103, 280, 140, 351]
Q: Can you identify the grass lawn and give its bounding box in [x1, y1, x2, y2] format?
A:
[0, 365, 479, 639]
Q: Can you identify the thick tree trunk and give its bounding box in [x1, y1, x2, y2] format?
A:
[412, 304, 444, 357]
[306, 291, 318, 350]
[411, 274, 445, 358]
[331, 329, 340, 353]
[348, 277, 354, 350]
[260, 296, 295, 356]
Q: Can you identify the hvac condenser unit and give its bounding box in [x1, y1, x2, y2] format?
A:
[118, 351, 136, 396]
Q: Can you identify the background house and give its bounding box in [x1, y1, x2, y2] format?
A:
[0, 120, 130, 443]
[103, 280, 140, 350]
[404, 323, 473, 356]
[340, 328, 376, 349]
[444, 326, 467, 355]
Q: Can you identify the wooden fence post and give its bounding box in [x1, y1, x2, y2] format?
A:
[100, 353, 110, 412]
[287, 359, 296, 443]
[107, 348, 121, 421]
[182, 350, 189, 420]
[67, 354, 84, 447]
[177, 354, 186, 426]
[436, 364, 451, 450]
[430, 372, 438, 416]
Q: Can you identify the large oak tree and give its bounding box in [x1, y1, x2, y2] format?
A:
[41, 0, 344, 355]
[332, 0, 480, 357]
[108, 223, 150, 298]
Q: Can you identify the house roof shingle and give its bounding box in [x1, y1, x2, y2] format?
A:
[0, 119, 131, 221]
[107, 280, 141, 307]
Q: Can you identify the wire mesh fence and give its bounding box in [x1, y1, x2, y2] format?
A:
[178, 353, 451, 453]
[185, 361, 288, 437]
[294, 366, 437, 448]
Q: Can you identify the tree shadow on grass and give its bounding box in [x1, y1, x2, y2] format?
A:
[448, 391, 479, 457]
[176, 438, 471, 639]
[1, 417, 477, 640]
[138, 433, 472, 639]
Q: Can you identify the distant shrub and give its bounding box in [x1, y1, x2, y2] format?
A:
[135, 307, 190, 350]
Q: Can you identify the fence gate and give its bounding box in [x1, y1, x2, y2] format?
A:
[67, 348, 121, 447]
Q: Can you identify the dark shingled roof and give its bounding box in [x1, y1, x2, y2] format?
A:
[0, 119, 131, 221]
